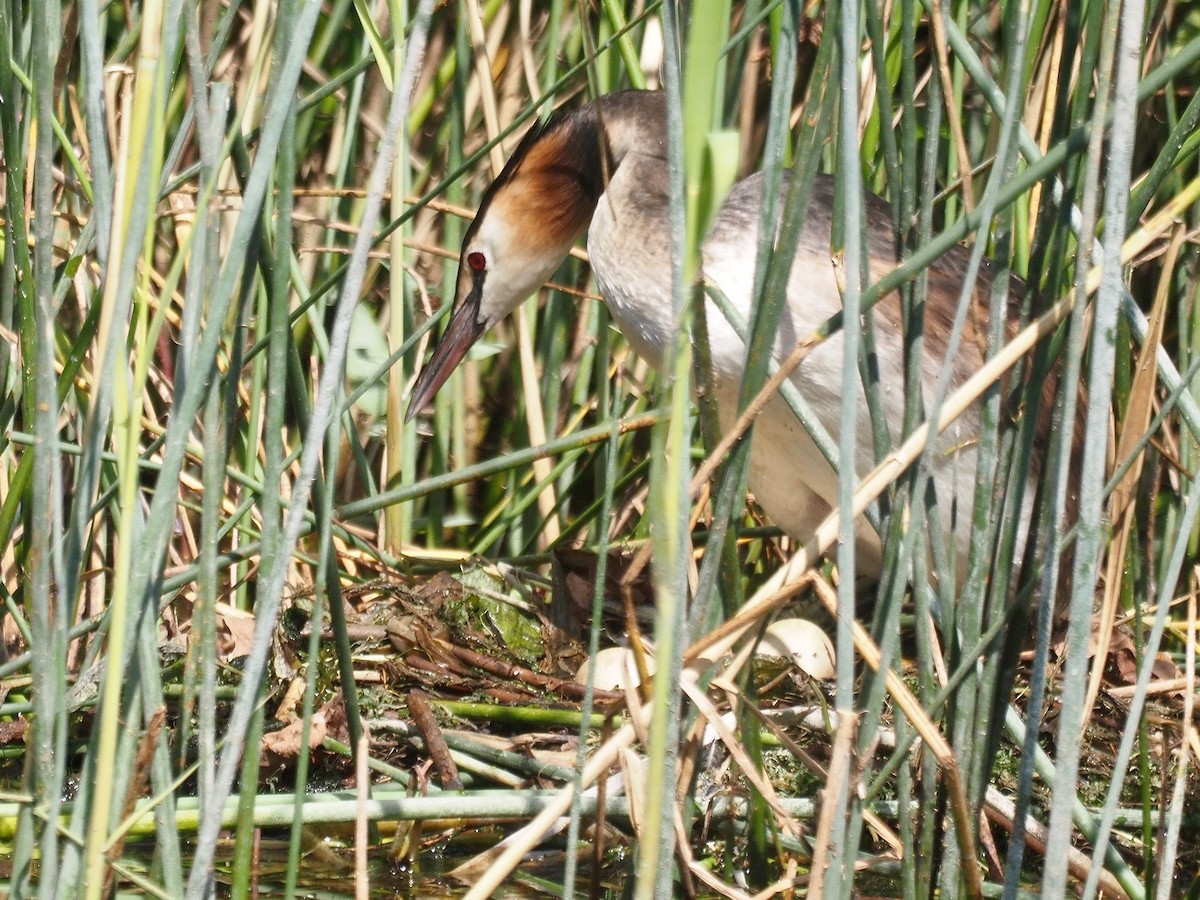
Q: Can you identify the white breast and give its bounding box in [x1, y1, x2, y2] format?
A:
[588, 166, 999, 583]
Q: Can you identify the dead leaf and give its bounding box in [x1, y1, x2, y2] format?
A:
[215, 604, 257, 660]
[261, 711, 327, 759]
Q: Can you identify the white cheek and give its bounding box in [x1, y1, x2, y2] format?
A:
[496, 248, 552, 290]
[469, 222, 562, 324]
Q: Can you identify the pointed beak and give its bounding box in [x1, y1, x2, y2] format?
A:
[405, 298, 486, 422]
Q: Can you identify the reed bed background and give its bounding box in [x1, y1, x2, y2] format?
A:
[1, 0, 1198, 897]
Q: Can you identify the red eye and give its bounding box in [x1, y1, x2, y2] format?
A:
[467, 251, 486, 271]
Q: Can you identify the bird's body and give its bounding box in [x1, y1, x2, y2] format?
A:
[410, 90, 1035, 583]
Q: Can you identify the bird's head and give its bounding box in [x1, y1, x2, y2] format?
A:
[406, 108, 605, 420]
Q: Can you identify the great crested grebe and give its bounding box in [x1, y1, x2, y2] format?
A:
[408, 89, 1039, 583]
